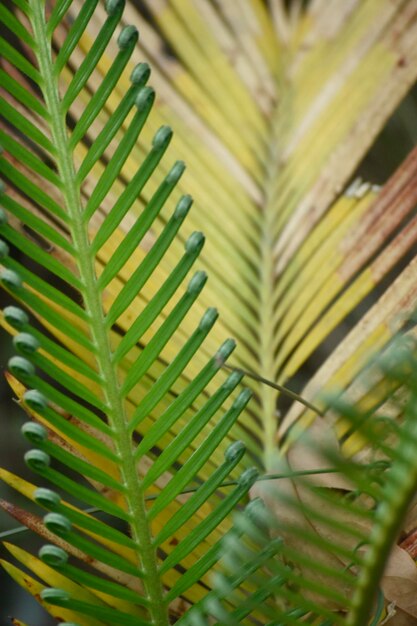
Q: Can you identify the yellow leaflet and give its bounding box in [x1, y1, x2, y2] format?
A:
[0, 559, 105, 626]
[5, 542, 145, 617]
[247, 0, 282, 70]
[0, 466, 137, 563]
[281, 270, 376, 380]
[0, 467, 38, 502]
[274, 189, 376, 310]
[5, 542, 115, 605]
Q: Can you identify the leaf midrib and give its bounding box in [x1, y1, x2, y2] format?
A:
[28, 2, 167, 623]
[259, 113, 284, 468]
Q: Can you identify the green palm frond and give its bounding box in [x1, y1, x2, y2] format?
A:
[0, 1, 258, 623]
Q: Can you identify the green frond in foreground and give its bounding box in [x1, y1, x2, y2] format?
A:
[181, 337, 417, 626]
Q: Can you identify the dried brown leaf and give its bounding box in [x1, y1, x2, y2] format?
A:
[382, 546, 417, 619]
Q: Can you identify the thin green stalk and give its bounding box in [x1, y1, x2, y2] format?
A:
[222, 363, 324, 416]
[28, 3, 167, 624]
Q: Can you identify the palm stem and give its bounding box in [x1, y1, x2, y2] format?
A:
[259, 110, 284, 469]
